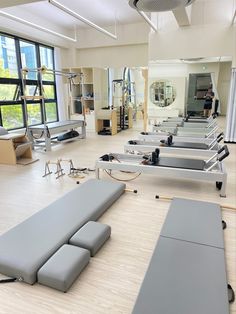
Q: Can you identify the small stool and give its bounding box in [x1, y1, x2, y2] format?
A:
[69, 221, 111, 257]
[37, 244, 90, 292]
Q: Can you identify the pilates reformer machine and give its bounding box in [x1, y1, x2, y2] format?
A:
[161, 113, 217, 125]
[152, 124, 219, 137]
[95, 145, 230, 197]
[21, 66, 86, 152]
[144, 122, 219, 139]
[27, 120, 86, 152]
[163, 113, 217, 124]
[139, 130, 223, 143]
[124, 134, 224, 158]
[156, 118, 217, 129]
[152, 113, 219, 137]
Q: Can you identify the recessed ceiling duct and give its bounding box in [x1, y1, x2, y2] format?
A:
[129, 0, 195, 12]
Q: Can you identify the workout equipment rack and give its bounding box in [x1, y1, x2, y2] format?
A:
[112, 79, 135, 131]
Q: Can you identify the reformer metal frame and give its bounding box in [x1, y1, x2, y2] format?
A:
[165, 115, 214, 123]
[27, 120, 86, 151]
[95, 146, 229, 197]
[158, 118, 217, 129]
[151, 125, 219, 138]
[139, 132, 223, 144]
[124, 136, 223, 158]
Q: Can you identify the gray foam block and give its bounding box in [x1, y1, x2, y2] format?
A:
[38, 244, 90, 292]
[70, 221, 111, 256]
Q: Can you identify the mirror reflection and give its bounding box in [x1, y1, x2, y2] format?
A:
[150, 81, 176, 107]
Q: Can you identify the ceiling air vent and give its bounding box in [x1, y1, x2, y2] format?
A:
[129, 0, 195, 12]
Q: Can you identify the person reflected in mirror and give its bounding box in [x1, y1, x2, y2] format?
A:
[203, 87, 215, 117]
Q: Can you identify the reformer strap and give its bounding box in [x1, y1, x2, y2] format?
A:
[0, 277, 17, 284]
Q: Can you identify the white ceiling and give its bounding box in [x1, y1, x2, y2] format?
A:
[2, 0, 234, 32]
[0, 0, 235, 48]
[4, 0, 144, 30]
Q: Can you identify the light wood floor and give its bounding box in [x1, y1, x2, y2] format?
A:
[0, 117, 235, 314]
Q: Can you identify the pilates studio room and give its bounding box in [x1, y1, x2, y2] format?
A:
[0, 0, 236, 313]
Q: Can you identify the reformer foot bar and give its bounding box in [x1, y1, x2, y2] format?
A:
[95, 145, 229, 197]
[125, 134, 224, 158]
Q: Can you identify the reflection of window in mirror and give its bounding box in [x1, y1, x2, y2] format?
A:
[150, 81, 176, 107]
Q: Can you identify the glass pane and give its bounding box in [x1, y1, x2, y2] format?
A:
[0, 35, 18, 78]
[27, 103, 42, 125]
[1, 105, 24, 129]
[0, 84, 21, 101]
[24, 85, 39, 97]
[45, 102, 57, 122]
[20, 41, 37, 80]
[40, 46, 54, 81]
[43, 85, 55, 99]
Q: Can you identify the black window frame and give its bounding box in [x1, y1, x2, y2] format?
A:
[0, 31, 58, 130]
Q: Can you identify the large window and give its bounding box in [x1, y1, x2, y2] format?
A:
[0, 32, 58, 130]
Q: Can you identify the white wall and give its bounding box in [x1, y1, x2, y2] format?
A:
[149, 24, 234, 61]
[76, 22, 149, 49]
[76, 44, 148, 68]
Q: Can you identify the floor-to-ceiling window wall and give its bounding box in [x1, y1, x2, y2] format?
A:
[0, 32, 58, 130]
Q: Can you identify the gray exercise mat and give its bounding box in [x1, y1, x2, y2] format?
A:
[132, 237, 229, 314]
[156, 157, 205, 170]
[160, 198, 224, 249]
[0, 179, 125, 284]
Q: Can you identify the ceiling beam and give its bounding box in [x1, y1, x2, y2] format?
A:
[0, 0, 44, 8]
[172, 6, 191, 27]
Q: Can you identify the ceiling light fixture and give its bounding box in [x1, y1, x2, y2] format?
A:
[48, 0, 117, 40]
[129, 0, 195, 12]
[0, 10, 77, 42]
[180, 57, 204, 63]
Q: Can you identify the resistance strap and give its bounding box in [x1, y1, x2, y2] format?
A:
[0, 277, 17, 284]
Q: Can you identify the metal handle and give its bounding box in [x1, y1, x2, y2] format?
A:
[222, 220, 227, 230]
[217, 136, 223, 143]
[128, 140, 137, 145]
[218, 145, 229, 162]
[217, 132, 224, 139]
[228, 284, 235, 303]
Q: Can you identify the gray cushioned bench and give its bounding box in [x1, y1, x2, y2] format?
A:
[0, 179, 125, 284]
[132, 198, 230, 314]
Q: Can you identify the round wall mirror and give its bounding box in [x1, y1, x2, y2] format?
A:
[150, 80, 176, 107]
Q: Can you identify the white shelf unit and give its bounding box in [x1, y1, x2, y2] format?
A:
[62, 67, 96, 131]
